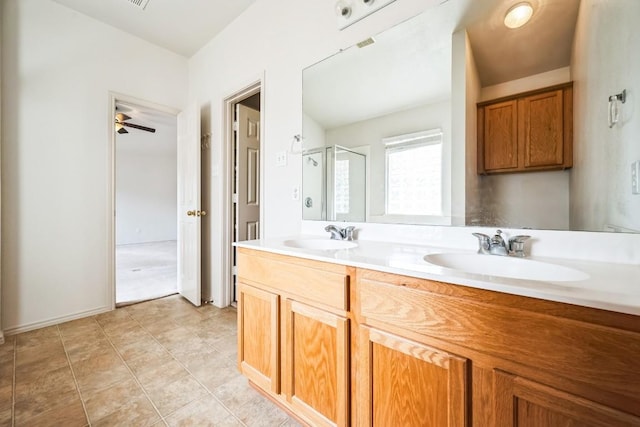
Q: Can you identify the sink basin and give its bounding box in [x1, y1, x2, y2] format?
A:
[283, 239, 358, 250]
[423, 252, 589, 282]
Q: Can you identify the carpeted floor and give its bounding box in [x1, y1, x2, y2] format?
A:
[116, 240, 178, 306]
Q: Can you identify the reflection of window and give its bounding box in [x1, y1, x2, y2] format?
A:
[335, 159, 350, 214]
[384, 129, 443, 216]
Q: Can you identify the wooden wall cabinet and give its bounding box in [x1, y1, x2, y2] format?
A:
[477, 83, 573, 174]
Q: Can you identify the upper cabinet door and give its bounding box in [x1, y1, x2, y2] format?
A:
[478, 83, 573, 175]
[480, 99, 519, 172]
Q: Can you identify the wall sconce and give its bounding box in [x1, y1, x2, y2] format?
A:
[608, 89, 626, 128]
[335, 0, 397, 30]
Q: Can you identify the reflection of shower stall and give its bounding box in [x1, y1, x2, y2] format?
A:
[302, 145, 366, 222]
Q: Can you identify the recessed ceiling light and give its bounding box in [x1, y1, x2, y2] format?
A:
[504, 2, 534, 29]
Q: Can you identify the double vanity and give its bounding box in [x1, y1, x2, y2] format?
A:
[235, 230, 640, 426]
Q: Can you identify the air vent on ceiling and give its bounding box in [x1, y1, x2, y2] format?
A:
[357, 37, 375, 48]
[125, 0, 150, 10]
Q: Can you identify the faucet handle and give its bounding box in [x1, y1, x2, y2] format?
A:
[472, 232, 490, 254]
[508, 235, 531, 257]
[342, 226, 356, 241]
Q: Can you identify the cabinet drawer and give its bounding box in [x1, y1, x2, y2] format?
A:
[237, 248, 350, 311]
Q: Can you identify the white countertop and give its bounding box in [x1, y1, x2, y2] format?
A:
[236, 237, 640, 316]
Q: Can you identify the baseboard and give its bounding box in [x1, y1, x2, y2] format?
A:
[3, 306, 112, 336]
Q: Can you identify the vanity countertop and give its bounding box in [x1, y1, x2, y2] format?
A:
[235, 237, 640, 316]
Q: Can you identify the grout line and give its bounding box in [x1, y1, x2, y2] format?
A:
[92, 312, 165, 424]
[57, 324, 91, 427]
[127, 304, 250, 426]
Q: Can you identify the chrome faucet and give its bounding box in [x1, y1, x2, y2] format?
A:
[472, 230, 530, 257]
[325, 225, 355, 241]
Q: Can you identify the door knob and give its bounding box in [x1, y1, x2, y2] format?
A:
[187, 210, 196, 216]
[199, 210, 207, 216]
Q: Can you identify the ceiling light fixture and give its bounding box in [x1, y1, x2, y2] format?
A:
[504, 2, 534, 29]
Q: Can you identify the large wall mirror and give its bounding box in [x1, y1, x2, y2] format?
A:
[302, 0, 640, 233]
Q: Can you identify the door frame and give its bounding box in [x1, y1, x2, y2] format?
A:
[106, 91, 181, 309]
[221, 78, 264, 307]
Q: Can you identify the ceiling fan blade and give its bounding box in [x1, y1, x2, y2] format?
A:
[115, 113, 132, 122]
[121, 122, 156, 133]
[117, 127, 128, 134]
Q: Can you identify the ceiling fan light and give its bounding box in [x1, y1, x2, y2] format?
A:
[504, 2, 534, 29]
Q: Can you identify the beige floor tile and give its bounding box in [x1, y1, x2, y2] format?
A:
[0, 363, 14, 411]
[208, 334, 238, 360]
[64, 337, 114, 363]
[14, 388, 81, 425]
[15, 396, 87, 427]
[0, 336, 15, 364]
[164, 395, 233, 426]
[280, 417, 304, 426]
[58, 317, 103, 340]
[198, 368, 243, 395]
[15, 340, 66, 368]
[92, 396, 161, 427]
[83, 377, 147, 423]
[233, 394, 290, 427]
[115, 335, 167, 361]
[176, 348, 234, 379]
[0, 407, 11, 427]
[145, 375, 208, 417]
[14, 364, 76, 405]
[73, 353, 132, 395]
[126, 352, 188, 392]
[211, 375, 261, 412]
[16, 326, 60, 351]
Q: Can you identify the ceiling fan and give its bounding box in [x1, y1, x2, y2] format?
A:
[115, 112, 156, 134]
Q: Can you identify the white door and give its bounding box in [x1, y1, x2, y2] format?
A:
[236, 104, 261, 242]
[177, 105, 201, 306]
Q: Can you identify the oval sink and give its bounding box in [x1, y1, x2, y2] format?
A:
[423, 253, 589, 282]
[284, 239, 358, 250]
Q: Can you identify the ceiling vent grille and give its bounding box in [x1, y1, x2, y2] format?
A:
[125, 0, 150, 10]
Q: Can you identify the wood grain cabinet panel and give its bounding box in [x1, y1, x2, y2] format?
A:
[237, 283, 280, 393]
[494, 370, 640, 427]
[356, 326, 467, 427]
[478, 83, 573, 174]
[284, 300, 350, 427]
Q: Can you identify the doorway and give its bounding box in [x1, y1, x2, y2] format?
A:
[114, 100, 179, 306]
[224, 84, 263, 305]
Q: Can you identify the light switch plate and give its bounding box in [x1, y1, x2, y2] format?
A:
[632, 160, 640, 195]
[276, 151, 287, 167]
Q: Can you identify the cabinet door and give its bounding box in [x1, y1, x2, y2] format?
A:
[520, 89, 564, 169]
[283, 299, 349, 427]
[237, 283, 280, 393]
[481, 99, 518, 172]
[494, 370, 640, 427]
[357, 326, 467, 427]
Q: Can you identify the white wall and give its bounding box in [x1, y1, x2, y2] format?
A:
[189, 0, 444, 305]
[116, 119, 177, 245]
[1, 0, 187, 332]
[571, 0, 640, 232]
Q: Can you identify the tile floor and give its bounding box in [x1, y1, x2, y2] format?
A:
[0, 295, 300, 426]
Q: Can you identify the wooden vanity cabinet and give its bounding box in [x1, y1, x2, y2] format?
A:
[354, 268, 640, 427]
[238, 249, 640, 426]
[237, 248, 352, 427]
[478, 83, 573, 174]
